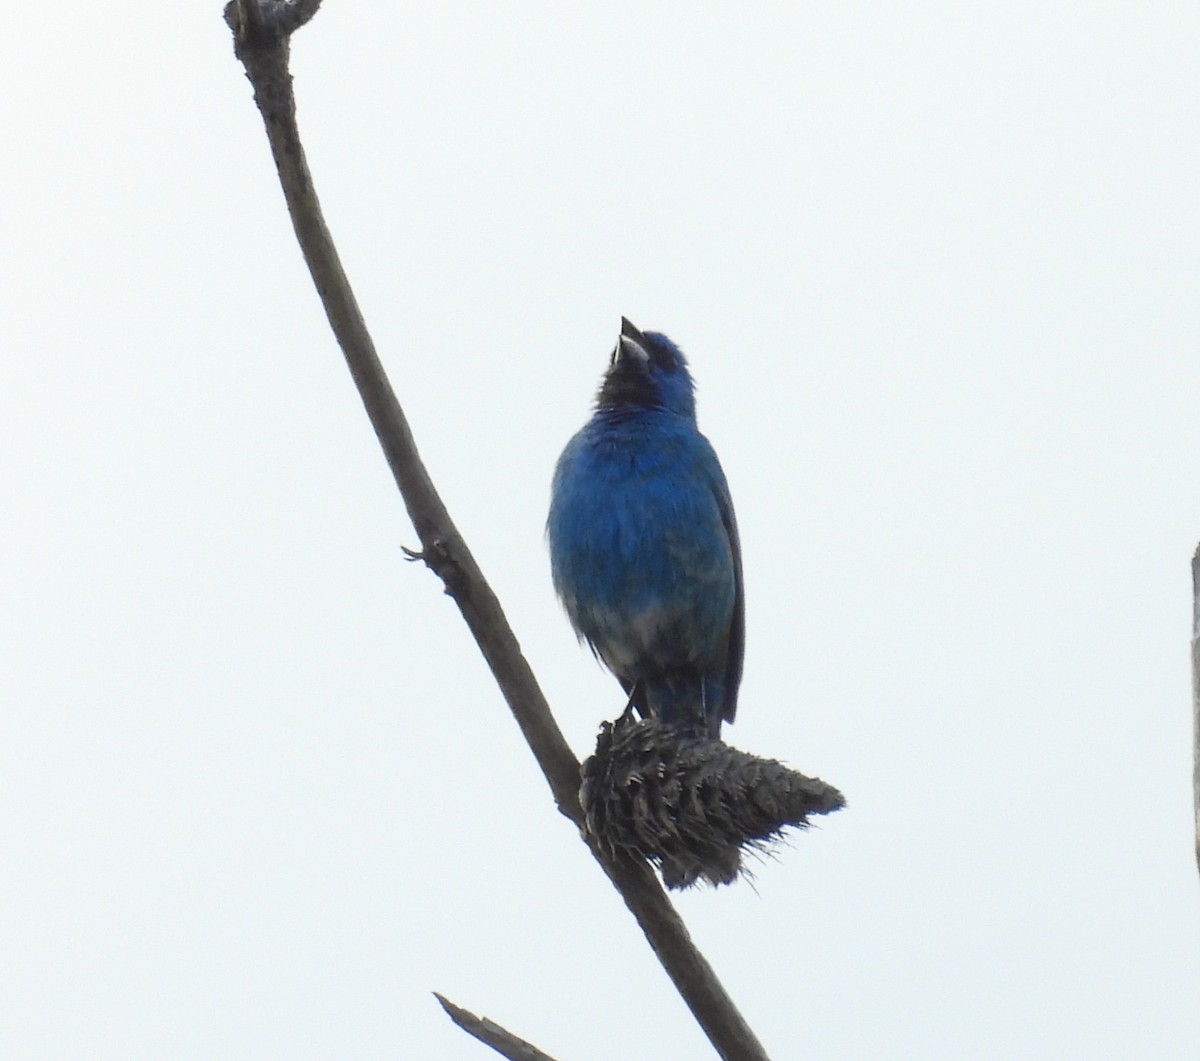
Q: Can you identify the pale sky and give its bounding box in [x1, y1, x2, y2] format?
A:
[3, 3, 1199, 1058]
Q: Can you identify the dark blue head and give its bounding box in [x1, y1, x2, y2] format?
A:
[596, 318, 697, 420]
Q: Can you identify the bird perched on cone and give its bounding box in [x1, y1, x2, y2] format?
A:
[547, 318, 743, 739]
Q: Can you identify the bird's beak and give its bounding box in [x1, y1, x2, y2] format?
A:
[614, 316, 650, 366]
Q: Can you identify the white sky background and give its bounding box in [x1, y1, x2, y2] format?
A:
[2, 2, 1198, 1058]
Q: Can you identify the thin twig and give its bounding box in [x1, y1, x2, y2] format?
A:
[224, 3, 770, 1057]
[433, 994, 558, 1061]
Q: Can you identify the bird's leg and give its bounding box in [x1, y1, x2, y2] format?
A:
[697, 678, 719, 740]
[618, 683, 640, 724]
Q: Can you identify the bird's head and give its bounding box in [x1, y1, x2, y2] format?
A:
[596, 318, 697, 419]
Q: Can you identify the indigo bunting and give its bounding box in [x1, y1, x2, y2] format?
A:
[548, 318, 743, 738]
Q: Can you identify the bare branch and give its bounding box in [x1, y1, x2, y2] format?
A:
[434, 994, 558, 1061]
[589, 852, 770, 1057]
[224, 3, 772, 1056]
[1191, 546, 1200, 880]
[222, 0, 581, 816]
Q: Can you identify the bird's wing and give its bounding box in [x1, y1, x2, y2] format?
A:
[711, 461, 744, 725]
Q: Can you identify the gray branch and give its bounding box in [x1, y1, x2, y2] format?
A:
[224, 2, 771, 1057]
[434, 994, 558, 1061]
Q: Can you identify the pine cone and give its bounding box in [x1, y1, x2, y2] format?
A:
[580, 715, 845, 889]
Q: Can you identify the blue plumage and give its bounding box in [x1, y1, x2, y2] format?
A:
[547, 318, 743, 738]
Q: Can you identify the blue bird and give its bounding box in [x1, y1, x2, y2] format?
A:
[548, 318, 743, 739]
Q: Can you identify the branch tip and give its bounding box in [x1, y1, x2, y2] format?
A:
[433, 993, 558, 1061]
